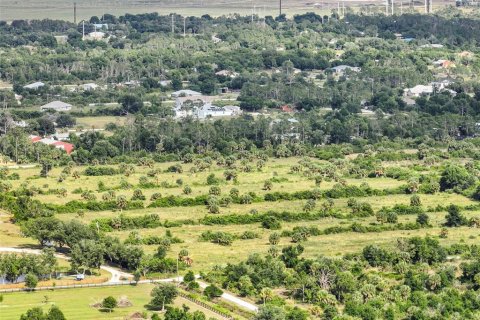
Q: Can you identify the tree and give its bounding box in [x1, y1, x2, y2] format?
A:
[70, 240, 105, 274]
[183, 270, 195, 283]
[444, 204, 467, 227]
[254, 306, 286, 320]
[303, 199, 316, 212]
[25, 273, 38, 290]
[46, 305, 66, 320]
[204, 284, 223, 299]
[183, 185, 192, 195]
[417, 212, 430, 226]
[150, 283, 178, 310]
[56, 114, 76, 128]
[20, 307, 46, 320]
[40, 160, 53, 178]
[263, 180, 273, 190]
[259, 287, 274, 305]
[116, 195, 128, 212]
[118, 94, 143, 114]
[410, 195, 421, 207]
[439, 164, 475, 191]
[269, 232, 280, 245]
[101, 296, 117, 312]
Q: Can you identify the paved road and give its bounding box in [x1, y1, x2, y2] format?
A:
[0, 247, 258, 312]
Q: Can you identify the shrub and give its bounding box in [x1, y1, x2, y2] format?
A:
[204, 285, 223, 299]
[262, 216, 282, 230]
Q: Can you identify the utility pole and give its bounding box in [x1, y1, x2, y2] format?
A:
[279, 0, 282, 16]
[183, 16, 186, 37]
[74, 2, 77, 24]
[385, 0, 389, 15]
[82, 20, 85, 40]
[342, 1, 345, 17]
[171, 14, 174, 35]
[391, 0, 394, 15]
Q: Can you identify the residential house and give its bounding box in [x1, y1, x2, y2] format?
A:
[330, 65, 361, 75]
[93, 23, 108, 30]
[40, 100, 72, 112]
[82, 83, 99, 91]
[29, 135, 75, 154]
[171, 89, 202, 98]
[23, 82, 45, 90]
[173, 96, 241, 119]
[215, 70, 239, 78]
[404, 81, 455, 98]
[85, 31, 105, 40]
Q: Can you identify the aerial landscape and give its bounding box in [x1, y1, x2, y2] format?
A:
[2, 0, 480, 319]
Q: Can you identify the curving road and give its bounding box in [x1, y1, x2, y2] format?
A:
[0, 247, 258, 312]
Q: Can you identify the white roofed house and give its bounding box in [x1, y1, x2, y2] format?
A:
[173, 96, 241, 119]
[85, 31, 105, 41]
[40, 100, 72, 112]
[82, 83, 98, 91]
[330, 65, 361, 75]
[215, 70, 239, 78]
[404, 85, 434, 97]
[404, 81, 456, 98]
[171, 90, 202, 98]
[23, 82, 45, 90]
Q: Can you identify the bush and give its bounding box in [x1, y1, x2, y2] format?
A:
[204, 284, 223, 299]
[439, 164, 475, 191]
[444, 204, 468, 227]
[102, 296, 117, 312]
[84, 166, 118, 176]
[207, 174, 220, 185]
[262, 216, 282, 230]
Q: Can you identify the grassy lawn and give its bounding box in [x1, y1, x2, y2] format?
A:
[0, 284, 222, 319]
[75, 116, 126, 130]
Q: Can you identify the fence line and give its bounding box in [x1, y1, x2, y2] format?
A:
[178, 291, 233, 320]
[1, 281, 234, 319]
[0, 280, 139, 293]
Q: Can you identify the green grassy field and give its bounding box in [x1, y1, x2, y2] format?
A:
[0, 284, 222, 320]
[2, 153, 480, 317]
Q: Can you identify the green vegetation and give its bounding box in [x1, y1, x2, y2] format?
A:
[2, 6, 480, 320]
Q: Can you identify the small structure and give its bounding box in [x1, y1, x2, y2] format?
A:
[40, 100, 72, 112]
[433, 59, 455, 69]
[85, 31, 105, 40]
[23, 82, 45, 90]
[330, 65, 361, 75]
[215, 70, 239, 78]
[159, 80, 171, 87]
[280, 105, 295, 113]
[420, 44, 444, 49]
[76, 274, 85, 281]
[171, 89, 202, 98]
[93, 23, 108, 30]
[211, 35, 222, 43]
[82, 83, 98, 91]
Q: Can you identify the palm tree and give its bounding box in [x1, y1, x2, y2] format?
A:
[116, 195, 128, 212]
[259, 288, 273, 305]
